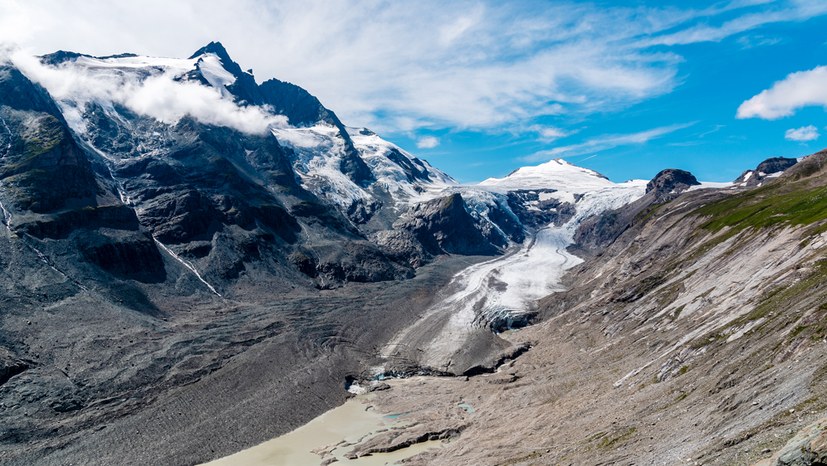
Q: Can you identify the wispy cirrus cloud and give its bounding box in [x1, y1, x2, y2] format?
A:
[527, 125, 571, 142]
[640, 0, 827, 47]
[523, 123, 695, 162]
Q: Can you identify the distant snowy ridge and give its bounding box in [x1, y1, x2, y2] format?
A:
[480, 158, 615, 192]
[271, 123, 455, 211]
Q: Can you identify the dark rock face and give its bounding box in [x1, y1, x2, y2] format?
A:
[369, 229, 431, 267]
[0, 348, 29, 387]
[313, 242, 414, 285]
[0, 66, 66, 115]
[483, 198, 526, 244]
[0, 67, 99, 214]
[19, 205, 139, 240]
[645, 169, 700, 201]
[757, 156, 798, 174]
[338, 147, 376, 188]
[734, 156, 798, 187]
[576, 169, 697, 255]
[258, 78, 342, 128]
[385, 148, 433, 183]
[40, 51, 139, 67]
[393, 193, 501, 257]
[0, 65, 164, 282]
[574, 209, 626, 254]
[785, 149, 827, 181]
[506, 190, 575, 229]
[189, 41, 245, 77]
[79, 231, 165, 282]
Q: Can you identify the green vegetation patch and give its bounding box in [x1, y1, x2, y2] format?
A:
[670, 304, 686, 321]
[500, 450, 545, 465]
[22, 115, 64, 159]
[1, 115, 66, 180]
[695, 182, 827, 233]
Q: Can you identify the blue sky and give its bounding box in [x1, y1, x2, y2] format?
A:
[383, 1, 827, 182]
[2, 0, 826, 182]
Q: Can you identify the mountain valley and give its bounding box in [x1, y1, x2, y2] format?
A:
[0, 42, 826, 466]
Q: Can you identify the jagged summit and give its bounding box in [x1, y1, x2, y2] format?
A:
[186, 41, 343, 128]
[189, 40, 231, 60]
[189, 41, 247, 78]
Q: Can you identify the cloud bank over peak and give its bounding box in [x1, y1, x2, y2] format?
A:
[6, 49, 286, 135]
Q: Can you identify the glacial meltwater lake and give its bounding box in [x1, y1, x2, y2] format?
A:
[204, 395, 445, 465]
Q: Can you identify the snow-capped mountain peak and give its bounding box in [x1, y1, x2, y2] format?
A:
[479, 158, 615, 193]
[189, 41, 244, 75]
[11, 43, 457, 225]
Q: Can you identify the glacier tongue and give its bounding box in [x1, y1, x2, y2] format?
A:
[446, 181, 645, 326]
[383, 179, 646, 373]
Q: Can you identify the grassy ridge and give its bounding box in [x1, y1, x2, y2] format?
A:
[696, 182, 827, 233]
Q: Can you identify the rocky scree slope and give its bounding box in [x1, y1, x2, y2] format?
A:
[357, 151, 827, 465]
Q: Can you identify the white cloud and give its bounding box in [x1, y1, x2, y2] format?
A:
[785, 125, 819, 141]
[528, 125, 569, 141]
[524, 123, 694, 162]
[416, 136, 440, 149]
[737, 66, 827, 119]
[0, 1, 824, 135]
[7, 49, 285, 135]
